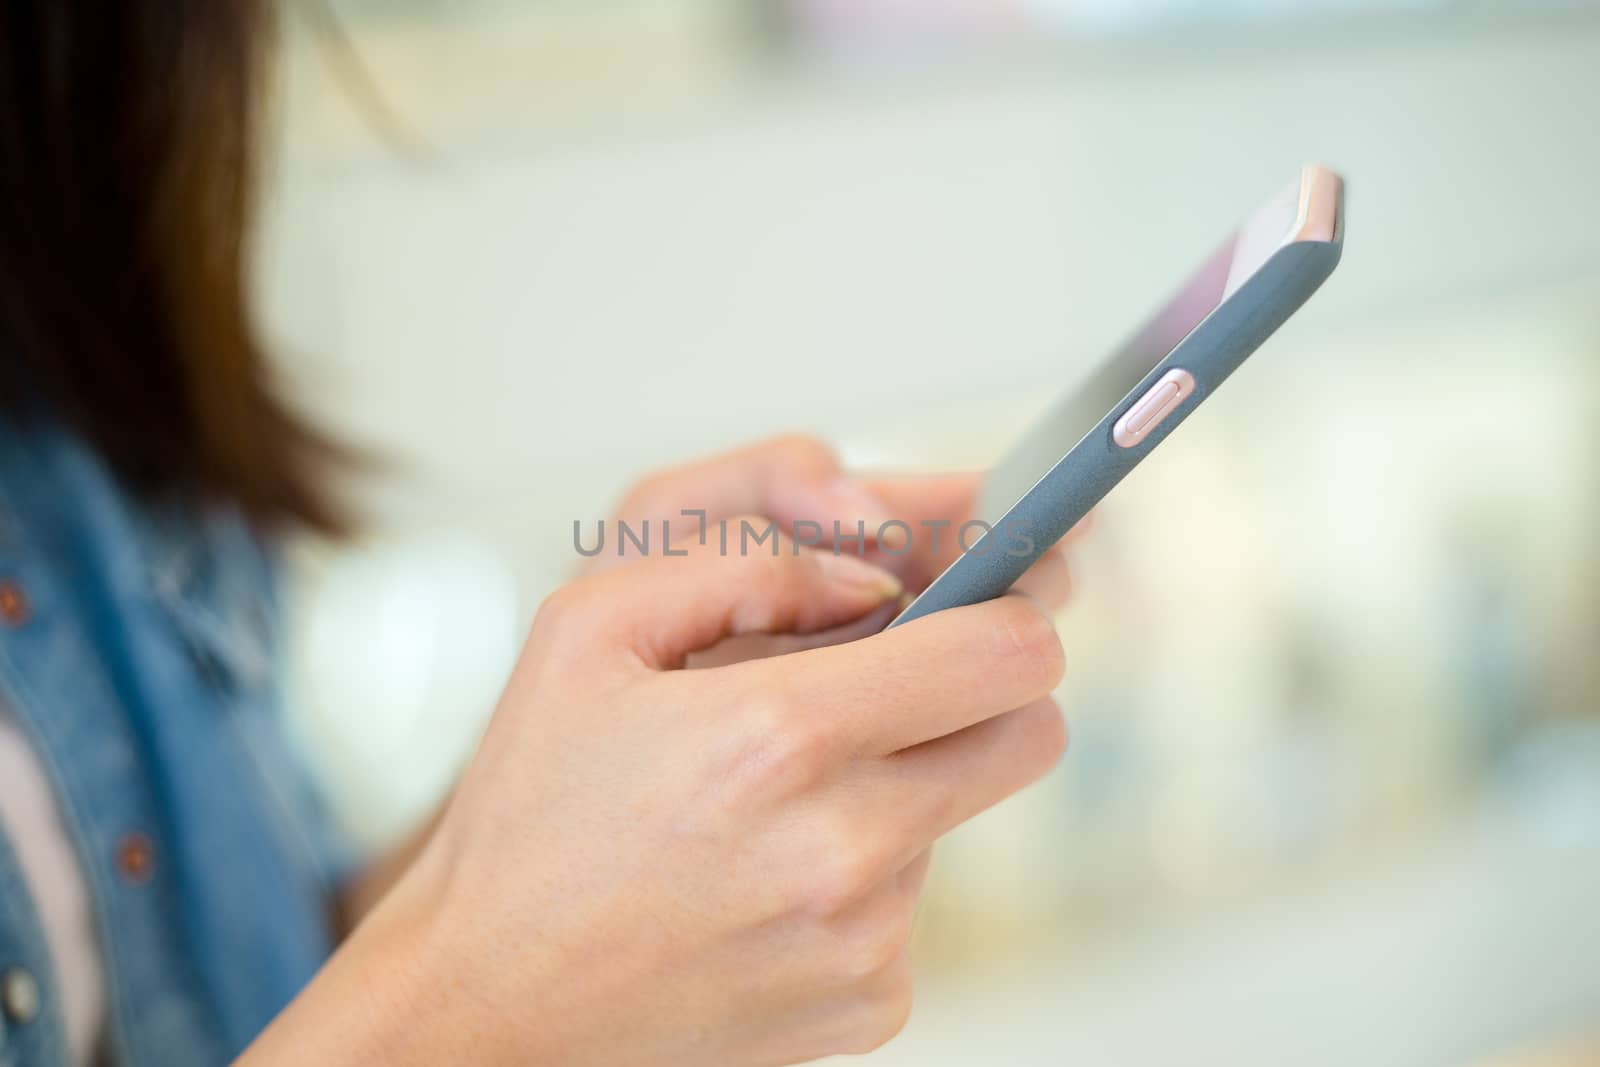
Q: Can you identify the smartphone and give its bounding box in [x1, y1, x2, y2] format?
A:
[891, 164, 1345, 628]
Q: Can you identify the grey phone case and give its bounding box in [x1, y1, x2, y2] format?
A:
[891, 193, 1344, 628]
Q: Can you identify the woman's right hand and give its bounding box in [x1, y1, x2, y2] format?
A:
[244, 533, 1067, 1067]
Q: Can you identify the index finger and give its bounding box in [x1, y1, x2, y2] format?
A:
[723, 592, 1066, 756]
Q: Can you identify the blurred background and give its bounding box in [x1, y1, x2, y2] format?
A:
[255, 2, 1600, 1064]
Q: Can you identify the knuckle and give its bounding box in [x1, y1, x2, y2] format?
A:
[916, 781, 960, 838]
[530, 582, 594, 641]
[722, 691, 831, 801]
[762, 714, 831, 793]
[764, 433, 839, 478]
[728, 517, 790, 562]
[804, 826, 884, 917]
[989, 598, 1066, 691]
[838, 909, 914, 984]
[844, 963, 915, 1054]
[721, 515, 789, 567]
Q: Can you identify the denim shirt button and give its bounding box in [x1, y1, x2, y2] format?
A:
[0, 580, 28, 626]
[115, 832, 156, 884]
[0, 968, 40, 1025]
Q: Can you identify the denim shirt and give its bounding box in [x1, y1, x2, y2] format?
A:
[0, 422, 347, 1066]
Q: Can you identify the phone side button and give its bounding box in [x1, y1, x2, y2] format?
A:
[1112, 368, 1197, 448]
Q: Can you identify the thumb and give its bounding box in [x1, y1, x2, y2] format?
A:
[547, 526, 905, 671]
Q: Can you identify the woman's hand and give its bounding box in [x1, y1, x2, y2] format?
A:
[244, 514, 1070, 1066]
[335, 437, 1084, 927]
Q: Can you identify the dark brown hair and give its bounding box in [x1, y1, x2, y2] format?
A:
[0, 2, 341, 531]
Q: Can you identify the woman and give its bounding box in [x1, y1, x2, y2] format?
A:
[0, 4, 1074, 1065]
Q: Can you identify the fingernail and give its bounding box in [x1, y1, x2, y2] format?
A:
[817, 551, 903, 599]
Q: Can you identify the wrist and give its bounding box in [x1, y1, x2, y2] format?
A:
[239, 834, 553, 1067]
